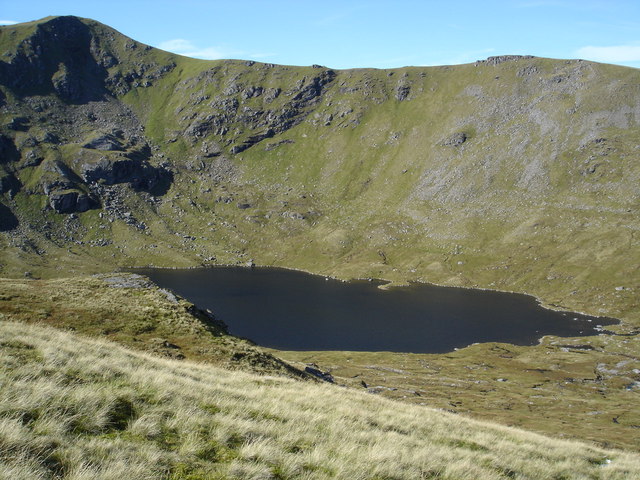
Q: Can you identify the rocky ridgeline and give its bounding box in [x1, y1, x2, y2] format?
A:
[0, 16, 343, 220]
[0, 17, 178, 215]
[176, 65, 337, 155]
[0, 16, 175, 101]
[475, 55, 535, 66]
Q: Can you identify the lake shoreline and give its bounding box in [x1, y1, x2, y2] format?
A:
[132, 264, 618, 354]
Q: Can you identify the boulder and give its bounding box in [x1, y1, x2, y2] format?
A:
[200, 140, 222, 158]
[82, 134, 124, 151]
[305, 366, 334, 383]
[263, 87, 281, 103]
[443, 132, 467, 147]
[395, 85, 410, 101]
[242, 86, 263, 99]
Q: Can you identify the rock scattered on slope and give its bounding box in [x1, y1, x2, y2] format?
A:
[443, 132, 467, 147]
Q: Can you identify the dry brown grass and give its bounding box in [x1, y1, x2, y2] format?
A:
[2, 320, 639, 479]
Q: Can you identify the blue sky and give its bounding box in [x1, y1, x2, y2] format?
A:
[2, 0, 640, 69]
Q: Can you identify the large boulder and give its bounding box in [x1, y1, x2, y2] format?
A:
[443, 132, 467, 147]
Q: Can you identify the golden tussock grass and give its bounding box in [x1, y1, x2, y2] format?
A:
[1, 320, 639, 479]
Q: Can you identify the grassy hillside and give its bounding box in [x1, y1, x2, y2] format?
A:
[277, 333, 640, 451]
[2, 320, 640, 480]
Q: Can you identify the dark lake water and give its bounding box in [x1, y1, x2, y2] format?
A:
[135, 266, 617, 354]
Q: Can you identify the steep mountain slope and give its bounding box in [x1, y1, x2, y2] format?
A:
[0, 16, 638, 326]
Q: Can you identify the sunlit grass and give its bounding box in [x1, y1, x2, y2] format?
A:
[2, 321, 639, 479]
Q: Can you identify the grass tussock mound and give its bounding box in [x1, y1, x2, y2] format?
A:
[1, 321, 639, 480]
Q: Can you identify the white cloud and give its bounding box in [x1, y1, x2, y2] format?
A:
[0, 20, 18, 25]
[314, 6, 363, 27]
[576, 44, 640, 63]
[158, 39, 195, 52]
[157, 38, 237, 60]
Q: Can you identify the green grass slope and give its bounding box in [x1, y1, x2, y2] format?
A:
[0, 273, 637, 451]
[2, 320, 640, 480]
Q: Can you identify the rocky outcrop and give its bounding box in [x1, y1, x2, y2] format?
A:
[0, 16, 175, 102]
[395, 80, 411, 101]
[48, 189, 98, 213]
[264, 139, 295, 151]
[478, 55, 535, 66]
[0, 202, 18, 230]
[304, 365, 334, 383]
[182, 68, 337, 154]
[230, 129, 275, 154]
[0, 135, 20, 163]
[82, 133, 125, 151]
[0, 17, 109, 102]
[51, 62, 85, 102]
[0, 170, 20, 197]
[81, 158, 172, 192]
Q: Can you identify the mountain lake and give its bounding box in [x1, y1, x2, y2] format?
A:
[134, 266, 618, 353]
